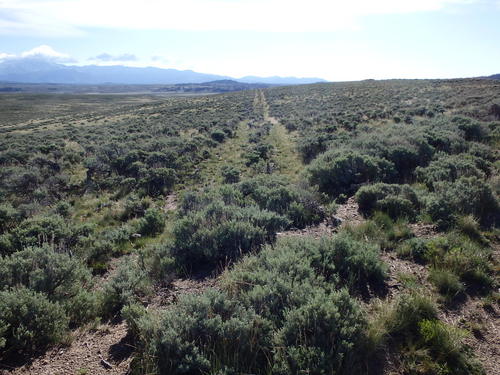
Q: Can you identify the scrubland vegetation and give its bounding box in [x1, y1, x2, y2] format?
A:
[0, 78, 498, 374]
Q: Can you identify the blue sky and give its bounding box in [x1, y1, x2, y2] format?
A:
[0, 0, 499, 80]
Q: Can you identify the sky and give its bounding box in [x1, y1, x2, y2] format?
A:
[0, 0, 499, 81]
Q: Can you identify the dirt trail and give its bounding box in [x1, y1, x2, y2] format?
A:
[3, 323, 131, 375]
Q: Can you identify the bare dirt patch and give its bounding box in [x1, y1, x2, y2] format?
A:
[3, 323, 132, 375]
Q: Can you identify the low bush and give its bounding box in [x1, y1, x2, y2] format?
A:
[220, 165, 240, 184]
[0, 246, 98, 324]
[129, 289, 273, 375]
[120, 194, 151, 221]
[415, 153, 487, 190]
[355, 183, 421, 221]
[0, 204, 20, 234]
[396, 237, 429, 263]
[137, 208, 165, 236]
[427, 236, 493, 292]
[224, 236, 385, 321]
[0, 288, 68, 355]
[102, 258, 152, 316]
[307, 150, 395, 198]
[418, 319, 483, 375]
[236, 176, 324, 228]
[429, 268, 465, 301]
[427, 177, 499, 229]
[274, 289, 365, 375]
[367, 292, 483, 374]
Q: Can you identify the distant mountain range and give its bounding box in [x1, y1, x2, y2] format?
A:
[0, 57, 326, 85]
[485, 74, 500, 80]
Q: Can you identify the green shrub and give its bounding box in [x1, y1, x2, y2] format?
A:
[0, 288, 68, 354]
[386, 293, 438, 340]
[367, 292, 482, 374]
[236, 176, 324, 228]
[210, 128, 226, 143]
[131, 289, 273, 375]
[224, 236, 386, 322]
[172, 213, 267, 271]
[8, 214, 69, 251]
[425, 236, 494, 292]
[415, 153, 487, 190]
[307, 150, 395, 198]
[137, 208, 165, 236]
[0, 203, 20, 233]
[55, 200, 72, 217]
[418, 319, 484, 375]
[428, 177, 500, 228]
[429, 268, 465, 301]
[453, 116, 489, 142]
[141, 168, 176, 196]
[274, 289, 365, 375]
[345, 213, 413, 252]
[355, 183, 420, 221]
[221, 165, 240, 184]
[102, 258, 151, 315]
[139, 242, 176, 285]
[456, 215, 485, 243]
[397, 238, 429, 263]
[0, 246, 97, 324]
[120, 194, 151, 220]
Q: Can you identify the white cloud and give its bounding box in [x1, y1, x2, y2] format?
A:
[0, 45, 75, 62]
[0, 0, 481, 35]
[89, 53, 138, 62]
[0, 52, 15, 60]
[21, 45, 69, 59]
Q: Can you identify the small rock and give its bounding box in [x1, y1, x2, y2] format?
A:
[101, 358, 113, 369]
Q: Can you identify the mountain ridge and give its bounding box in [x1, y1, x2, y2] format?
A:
[0, 57, 326, 85]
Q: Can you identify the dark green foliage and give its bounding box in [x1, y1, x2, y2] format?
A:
[307, 151, 395, 198]
[396, 237, 429, 263]
[416, 153, 488, 190]
[132, 236, 373, 375]
[355, 183, 421, 221]
[137, 208, 165, 236]
[171, 178, 323, 272]
[0, 246, 91, 299]
[120, 194, 151, 220]
[236, 176, 324, 228]
[400, 235, 494, 293]
[429, 268, 465, 301]
[129, 289, 273, 375]
[139, 242, 176, 285]
[0, 288, 68, 355]
[418, 319, 484, 375]
[389, 293, 438, 339]
[453, 116, 489, 141]
[428, 177, 500, 228]
[171, 206, 269, 271]
[1, 77, 499, 373]
[7, 214, 69, 252]
[0, 203, 20, 233]
[140, 168, 176, 196]
[54, 200, 72, 217]
[274, 289, 365, 375]
[220, 164, 240, 183]
[0, 246, 98, 324]
[102, 257, 151, 315]
[210, 128, 226, 143]
[369, 293, 483, 375]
